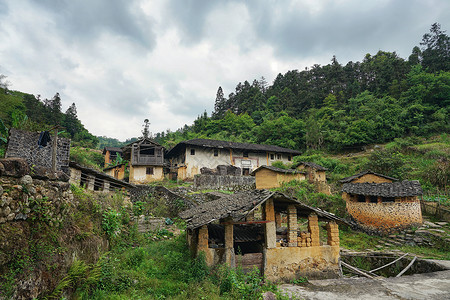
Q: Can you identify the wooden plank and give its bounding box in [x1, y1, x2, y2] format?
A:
[341, 261, 375, 279]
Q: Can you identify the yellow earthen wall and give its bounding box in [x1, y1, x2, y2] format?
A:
[264, 245, 340, 281]
[129, 166, 164, 184]
[346, 196, 422, 231]
[351, 174, 394, 183]
[255, 169, 278, 189]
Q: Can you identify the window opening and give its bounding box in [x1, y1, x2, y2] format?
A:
[357, 195, 366, 202]
[288, 155, 291, 161]
[242, 168, 250, 176]
[190, 149, 195, 155]
[214, 149, 218, 156]
[243, 151, 249, 158]
[277, 154, 281, 160]
[270, 154, 274, 160]
[384, 197, 395, 203]
[146, 167, 154, 175]
[370, 196, 378, 203]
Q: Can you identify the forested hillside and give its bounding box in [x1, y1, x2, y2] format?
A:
[154, 23, 449, 151]
[0, 86, 98, 153]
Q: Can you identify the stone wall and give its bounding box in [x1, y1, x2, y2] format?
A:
[421, 201, 450, 222]
[5, 128, 70, 174]
[346, 199, 423, 233]
[0, 175, 72, 225]
[193, 174, 256, 191]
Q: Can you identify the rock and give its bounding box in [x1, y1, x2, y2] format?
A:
[428, 229, 445, 233]
[0, 158, 30, 177]
[435, 222, 448, 226]
[14, 213, 27, 220]
[20, 175, 33, 186]
[6, 213, 15, 221]
[423, 221, 441, 228]
[263, 291, 277, 300]
[3, 206, 11, 216]
[0, 217, 5, 223]
[0, 186, 3, 195]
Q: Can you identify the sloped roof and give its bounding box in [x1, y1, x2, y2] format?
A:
[167, 138, 301, 157]
[250, 165, 306, 175]
[342, 180, 423, 197]
[179, 189, 349, 229]
[339, 171, 398, 183]
[69, 161, 135, 189]
[295, 162, 328, 171]
[102, 147, 123, 155]
[122, 137, 164, 150]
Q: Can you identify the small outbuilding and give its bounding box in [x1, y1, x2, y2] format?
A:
[251, 165, 306, 189]
[179, 190, 348, 281]
[295, 162, 328, 183]
[341, 171, 423, 233]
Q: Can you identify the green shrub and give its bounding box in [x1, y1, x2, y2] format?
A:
[101, 209, 122, 238]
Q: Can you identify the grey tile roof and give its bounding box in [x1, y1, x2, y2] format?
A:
[339, 171, 399, 183]
[167, 138, 301, 157]
[295, 162, 328, 171]
[179, 189, 349, 229]
[250, 165, 306, 175]
[102, 147, 123, 155]
[341, 180, 423, 197]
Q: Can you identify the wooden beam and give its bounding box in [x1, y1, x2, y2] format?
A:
[222, 220, 272, 225]
[341, 261, 375, 279]
[369, 253, 409, 274]
[396, 256, 417, 277]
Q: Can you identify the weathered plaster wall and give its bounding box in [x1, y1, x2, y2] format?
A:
[264, 245, 340, 281]
[346, 197, 422, 232]
[104, 165, 125, 180]
[351, 174, 393, 183]
[69, 167, 82, 186]
[181, 146, 294, 179]
[129, 166, 163, 184]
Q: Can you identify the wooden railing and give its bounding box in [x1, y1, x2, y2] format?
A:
[132, 155, 164, 165]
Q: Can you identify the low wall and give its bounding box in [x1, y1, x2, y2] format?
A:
[421, 201, 450, 222]
[193, 174, 255, 191]
[346, 201, 423, 233]
[264, 245, 340, 281]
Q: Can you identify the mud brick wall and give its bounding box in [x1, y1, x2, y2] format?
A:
[346, 200, 423, 232]
[6, 128, 70, 174]
[193, 174, 255, 191]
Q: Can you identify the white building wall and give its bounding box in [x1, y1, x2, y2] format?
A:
[181, 146, 295, 179]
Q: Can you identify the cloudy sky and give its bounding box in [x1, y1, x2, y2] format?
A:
[0, 0, 449, 141]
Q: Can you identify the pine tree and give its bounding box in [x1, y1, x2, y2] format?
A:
[212, 86, 227, 119]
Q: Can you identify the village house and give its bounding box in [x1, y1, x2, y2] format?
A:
[295, 162, 331, 194]
[179, 190, 348, 281]
[103, 163, 126, 180]
[121, 138, 166, 184]
[251, 166, 306, 189]
[102, 147, 123, 168]
[340, 171, 423, 233]
[70, 161, 134, 192]
[166, 139, 301, 180]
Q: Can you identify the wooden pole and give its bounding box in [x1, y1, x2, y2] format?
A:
[340, 261, 375, 279]
[396, 256, 417, 277]
[52, 128, 57, 173]
[368, 253, 409, 274]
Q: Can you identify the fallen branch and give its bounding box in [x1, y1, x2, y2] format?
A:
[369, 253, 409, 274]
[396, 256, 417, 277]
[341, 261, 375, 279]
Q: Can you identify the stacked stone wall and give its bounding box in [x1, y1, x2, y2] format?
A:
[5, 128, 70, 174]
[193, 174, 255, 191]
[0, 175, 72, 225]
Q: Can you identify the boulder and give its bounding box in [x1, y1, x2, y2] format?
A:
[0, 158, 30, 177]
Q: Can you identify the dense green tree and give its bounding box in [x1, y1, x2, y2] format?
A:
[420, 23, 450, 72]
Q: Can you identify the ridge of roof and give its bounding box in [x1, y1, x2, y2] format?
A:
[341, 180, 422, 197]
[250, 165, 306, 175]
[179, 190, 349, 229]
[339, 170, 399, 183]
[295, 161, 328, 171]
[167, 138, 301, 157]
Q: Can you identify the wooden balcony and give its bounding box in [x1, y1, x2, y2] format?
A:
[131, 155, 164, 166]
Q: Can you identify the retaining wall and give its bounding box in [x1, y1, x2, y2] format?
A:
[193, 174, 255, 191]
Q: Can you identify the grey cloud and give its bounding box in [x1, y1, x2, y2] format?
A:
[31, 0, 156, 50]
[163, 0, 229, 44]
[246, 0, 450, 62]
